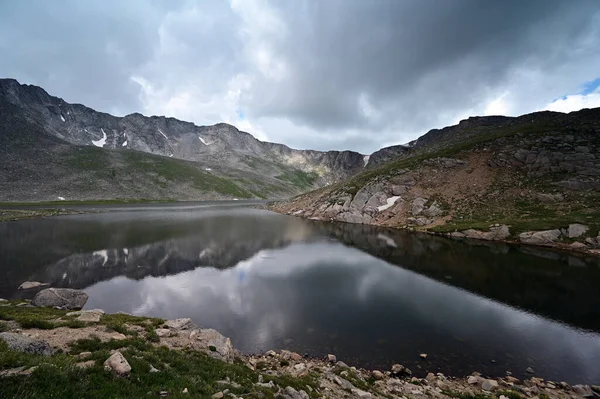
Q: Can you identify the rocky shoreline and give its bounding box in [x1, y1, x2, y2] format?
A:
[1, 288, 598, 398]
[268, 201, 600, 258]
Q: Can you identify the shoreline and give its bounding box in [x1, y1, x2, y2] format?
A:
[267, 203, 600, 258]
[1, 291, 599, 398]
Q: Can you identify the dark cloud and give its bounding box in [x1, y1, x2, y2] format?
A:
[1, 0, 599, 153]
[246, 0, 600, 135]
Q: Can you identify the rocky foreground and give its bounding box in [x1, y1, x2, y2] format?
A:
[1, 288, 598, 399]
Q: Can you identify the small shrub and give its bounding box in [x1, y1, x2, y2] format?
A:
[208, 345, 217, 352]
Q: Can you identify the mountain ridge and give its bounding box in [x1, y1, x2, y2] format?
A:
[0, 78, 370, 201]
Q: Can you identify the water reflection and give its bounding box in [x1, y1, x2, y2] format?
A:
[1, 204, 600, 384]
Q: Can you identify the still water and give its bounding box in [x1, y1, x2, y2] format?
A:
[1, 202, 600, 384]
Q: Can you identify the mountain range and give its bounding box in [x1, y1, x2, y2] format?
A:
[0, 78, 376, 201]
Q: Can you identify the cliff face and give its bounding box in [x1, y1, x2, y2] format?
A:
[0, 78, 367, 201]
[271, 107, 600, 254]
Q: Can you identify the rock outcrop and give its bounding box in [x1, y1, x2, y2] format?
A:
[31, 288, 88, 309]
[0, 332, 54, 356]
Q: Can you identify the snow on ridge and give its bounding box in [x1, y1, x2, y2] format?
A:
[363, 155, 370, 167]
[60, 115, 65, 122]
[92, 128, 107, 147]
[122, 141, 128, 147]
[58, 196, 65, 201]
[377, 196, 401, 212]
[158, 129, 168, 139]
[199, 136, 210, 145]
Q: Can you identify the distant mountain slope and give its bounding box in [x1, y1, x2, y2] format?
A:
[272, 107, 600, 252]
[0, 78, 367, 201]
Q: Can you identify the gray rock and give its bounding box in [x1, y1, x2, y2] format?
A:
[467, 376, 479, 384]
[391, 363, 405, 375]
[411, 198, 428, 216]
[569, 242, 587, 249]
[149, 365, 160, 373]
[18, 281, 49, 290]
[0, 332, 54, 356]
[568, 223, 589, 238]
[482, 379, 499, 391]
[165, 318, 195, 331]
[519, 230, 561, 245]
[104, 351, 131, 376]
[573, 385, 593, 397]
[351, 388, 373, 398]
[526, 367, 535, 374]
[281, 386, 309, 399]
[327, 353, 336, 363]
[423, 202, 443, 218]
[156, 328, 171, 337]
[335, 361, 349, 369]
[190, 328, 235, 363]
[372, 370, 384, 380]
[31, 288, 88, 309]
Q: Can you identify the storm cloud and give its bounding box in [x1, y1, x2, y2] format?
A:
[1, 0, 599, 153]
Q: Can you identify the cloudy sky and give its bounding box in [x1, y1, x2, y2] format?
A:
[1, 0, 599, 153]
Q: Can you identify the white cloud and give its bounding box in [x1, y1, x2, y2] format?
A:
[544, 89, 600, 113]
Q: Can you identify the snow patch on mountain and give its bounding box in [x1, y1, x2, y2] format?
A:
[92, 128, 107, 147]
[158, 129, 168, 139]
[377, 196, 401, 211]
[199, 136, 210, 145]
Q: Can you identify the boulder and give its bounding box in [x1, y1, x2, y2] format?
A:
[67, 309, 104, 322]
[467, 376, 479, 385]
[423, 202, 443, 218]
[281, 386, 309, 399]
[31, 288, 88, 309]
[165, 318, 195, 331]
[190, 328, 235, 362]
[411, 198, 428, 216]
[351, 388, 373, 398]
[0, 332, 53, 356]
[519, 230, 561, 245]
[573, 385, 593, 397]
[156, 328, 171, 337]
[327, 353, 337, 363]
[104, 351, 131, 376]
[18, 281, 49, 290]
[482, 379, 499, 391]
[372, 370, 385, 380]
[568, 224, 589, 238]
[569, 242, 587, 249]
[391, 363, 405, 375]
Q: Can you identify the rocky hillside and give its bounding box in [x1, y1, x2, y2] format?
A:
[0, 78, 367, 201]
[272, 107, 600, 253]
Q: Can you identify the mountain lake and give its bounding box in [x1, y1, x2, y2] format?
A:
[1, 201, 600, 384]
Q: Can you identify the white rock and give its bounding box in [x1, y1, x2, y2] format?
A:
[568, 224, 589, 238]
[103, 351, 131, 376]
[327, 354, 337, 363]
[18, 281, 49, 290]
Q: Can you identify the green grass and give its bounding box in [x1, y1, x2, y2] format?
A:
[0, 199, 176, 207]
[0, 305, 321, 398]
[276, 170, 319, 190]
[61, 146, 256, 199]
